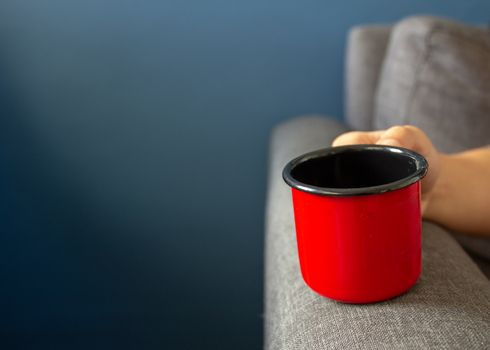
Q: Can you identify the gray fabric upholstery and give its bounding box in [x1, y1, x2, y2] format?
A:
[264, 116, 490, 349]
[374, 16, 490, 153]
[345, 25, 392, 131]
[373, 15, 490, 264]
[452, 233, 490, 278]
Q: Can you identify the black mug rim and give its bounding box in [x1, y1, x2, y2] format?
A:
[282, 144, 428, 196]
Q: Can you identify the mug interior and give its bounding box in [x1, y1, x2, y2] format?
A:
[283, 145, 427, 196]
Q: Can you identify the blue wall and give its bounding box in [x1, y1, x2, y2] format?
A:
[1, 1, 489, 349]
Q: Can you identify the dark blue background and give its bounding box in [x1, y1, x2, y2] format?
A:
[1, 1, 489, 349]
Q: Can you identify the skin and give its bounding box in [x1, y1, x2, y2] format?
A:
[332, 125, 490, 237]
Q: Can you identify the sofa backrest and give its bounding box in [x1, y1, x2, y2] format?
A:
[345, 25, 392, 131]
[374, 16, 490, 153]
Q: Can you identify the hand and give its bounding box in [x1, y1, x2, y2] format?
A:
[332, 125, 441, 214]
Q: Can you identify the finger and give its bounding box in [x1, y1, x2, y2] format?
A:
[332, 130, 384, 147]
[375, 137, 403, 147]
[376, 125, 431, 155]
[376, 126, 437, 194]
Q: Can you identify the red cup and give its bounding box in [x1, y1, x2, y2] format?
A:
[283, 145, 428, 303]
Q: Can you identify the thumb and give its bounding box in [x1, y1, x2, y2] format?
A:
[376, 138, 403, 148]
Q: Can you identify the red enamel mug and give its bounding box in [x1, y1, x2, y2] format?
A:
[283, 145, 428, 303]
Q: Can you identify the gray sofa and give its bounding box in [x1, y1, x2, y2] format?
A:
[264, 16, 490, 349]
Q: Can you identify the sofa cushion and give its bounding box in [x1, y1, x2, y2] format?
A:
[345, 25, 392, 131]
[374, 16, 490, 153]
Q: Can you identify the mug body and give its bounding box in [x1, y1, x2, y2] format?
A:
[283, 145, 428, 303]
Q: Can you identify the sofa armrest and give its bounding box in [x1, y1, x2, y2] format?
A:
[264, 116, 490, 349]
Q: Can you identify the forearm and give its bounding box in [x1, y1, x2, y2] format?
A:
[424, 147, 490, 237]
